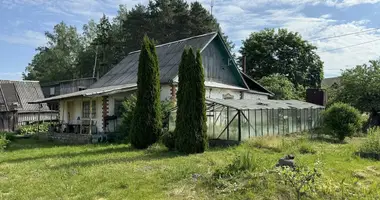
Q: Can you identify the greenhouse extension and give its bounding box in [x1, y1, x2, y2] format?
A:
[169, 98, 324, 141]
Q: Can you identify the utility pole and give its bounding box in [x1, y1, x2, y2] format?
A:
[211, 0, 214, 16]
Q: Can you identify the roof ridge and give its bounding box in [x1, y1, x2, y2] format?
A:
[0, 79, 39, 83]
[128, 32, 218, 55]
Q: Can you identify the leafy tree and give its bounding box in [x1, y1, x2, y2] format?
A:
[130, 36, 162, 149]
[337, 60, 380, 112]
[239, 28, 324, 88]
[259, 74, 298, 100]
[322, 103, 361, 141]
[23, 22, 82, 82]
[175, 48, 207, 154]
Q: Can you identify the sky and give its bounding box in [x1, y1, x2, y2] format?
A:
[1, 0, 380, 80]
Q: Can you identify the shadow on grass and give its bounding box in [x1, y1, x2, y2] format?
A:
[1, 145, 138, 164]
[309, 135, 346, 144]
[6, 138, 88, 151]
[48, 151, 182, 170]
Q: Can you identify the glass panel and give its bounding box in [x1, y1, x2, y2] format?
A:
[255, 109, 263, 136]
[249, 110, 256, 138]
[241, 110, 250, 140]
[214, 107, 228, 140]
[229, 110, 239, 141]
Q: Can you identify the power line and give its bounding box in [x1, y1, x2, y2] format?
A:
[310, 28, 379, 41]
[318, 38, 380, 53]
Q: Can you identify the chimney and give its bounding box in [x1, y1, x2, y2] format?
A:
[243, 56, 247, 73]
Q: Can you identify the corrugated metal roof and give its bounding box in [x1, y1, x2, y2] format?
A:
[90, 32, 218, 89]
[0, 80, 50, 112]
[206, 98, 325, 110]
[30, 83, 137, 103]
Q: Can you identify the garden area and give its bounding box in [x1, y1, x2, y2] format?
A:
[0, 132, 379, 200]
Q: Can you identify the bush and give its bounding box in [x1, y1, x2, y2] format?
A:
[0, 133, 10, 151]
[117, 95, 174, 144]
[162, 131, 175, 150]
[213, 151, 263, 178]
[298, 143, 317, 154]
[19, 123, 50, 135]
[322, 103, 361, 141]
[359, 128, 380, 154]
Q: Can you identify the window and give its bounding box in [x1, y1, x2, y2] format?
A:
[82, 100, 96, 118]
[114, 99, 123, 117]
[50, 87, 55, 96]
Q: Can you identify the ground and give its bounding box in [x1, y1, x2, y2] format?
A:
[0, 135, 379, 200]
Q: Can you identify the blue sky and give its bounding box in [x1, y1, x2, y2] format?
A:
[1, 0, 380, 80]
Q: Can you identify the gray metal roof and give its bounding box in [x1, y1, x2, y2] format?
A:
[90, 32, 218, 89]
[0, 80, 50, 112]
[30, 83, 137, 103]
[206, 98, 325, 110]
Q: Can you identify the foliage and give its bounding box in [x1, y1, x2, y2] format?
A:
[2, 135, 380, 199]
[298, 143, 317, 154]
[239, 28, 324, 88]
[359, 128, 380, 154]
[322, 103, 362, 141]
[275, 162, 322, 200]
[116, 94, 174, 143]
[0, 133, 10, 151]
[24, 1, 232, 83]
[161, 131, 175, 150]
[175, 48, 208, 154]
[23, 22, 82, 82]
[259, 74, 303, 100]
[337, 60, 380, 112]
[116, 95, 137, 143]
[213, 151, 261, 178]
[19, 123, 50, 135]
[130, 36, 162, 149]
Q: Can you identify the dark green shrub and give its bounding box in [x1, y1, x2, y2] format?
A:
[322, 103, 361, 141]
[359, 128, 380, 154]
[0, 134, 10, 151]
[19, 123, 50, 135]
[175, 48, 207, 154]
[161, 131, 175, 150]
[130, 36, 162, 149]
[115, 94, 174, 144]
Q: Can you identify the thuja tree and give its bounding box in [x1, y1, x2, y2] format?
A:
[175, 48, 207, 154]
[130, 36, 162, 149]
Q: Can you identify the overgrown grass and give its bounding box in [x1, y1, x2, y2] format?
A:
[0, 135, 379, 199]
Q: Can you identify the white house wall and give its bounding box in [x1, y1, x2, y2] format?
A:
[243, 92, 268, 100]
[59, 97, 103, 132]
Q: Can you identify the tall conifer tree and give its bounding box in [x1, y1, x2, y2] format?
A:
[130, 36, 162, 149]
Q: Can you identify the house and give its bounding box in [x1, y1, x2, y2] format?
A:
[40, 77, 96, 110]
[0, 80, 57, 132]
[30, 32, 273, 134]
[322, 76, 341, 88]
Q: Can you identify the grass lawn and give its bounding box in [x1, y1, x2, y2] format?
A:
[0, 135, 380, 200]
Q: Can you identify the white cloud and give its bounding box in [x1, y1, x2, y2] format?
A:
[3, 0, 380, 77]
[0, 30, 46, 47]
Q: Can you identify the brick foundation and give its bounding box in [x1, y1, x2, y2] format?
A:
[102, 96, 109, 132]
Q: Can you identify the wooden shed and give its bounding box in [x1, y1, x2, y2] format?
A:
[0, 80, 57, 132]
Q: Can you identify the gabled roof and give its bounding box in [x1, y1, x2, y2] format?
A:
[91, 32, 218, 89]
[0, 80, 50, 112]
[240, 71, 274, 96]
[322, 76, 341, 87]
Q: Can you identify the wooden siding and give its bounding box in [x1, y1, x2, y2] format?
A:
[202, 38, 242, 87]
[60, 78, 96, 95]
